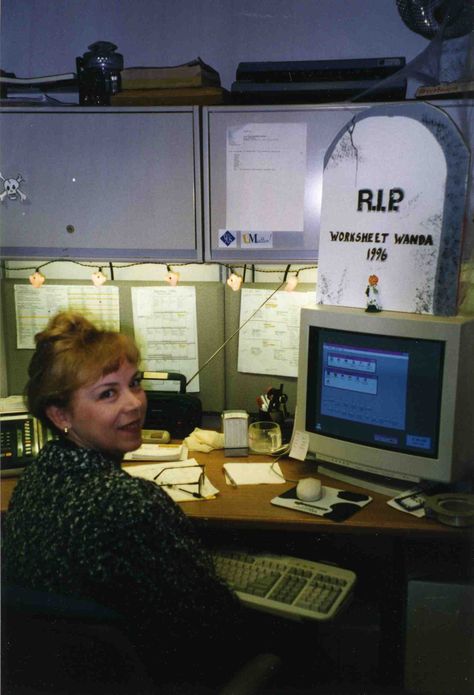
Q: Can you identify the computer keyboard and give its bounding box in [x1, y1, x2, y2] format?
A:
[212, 549, 356, 622]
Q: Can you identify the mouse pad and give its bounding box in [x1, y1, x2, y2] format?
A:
[271, 485, 372, 522]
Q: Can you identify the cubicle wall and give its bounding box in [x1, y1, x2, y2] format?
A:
[223, 282, 315, 418]
[1, 280, 225, 413]
[2, 279, 315, 420]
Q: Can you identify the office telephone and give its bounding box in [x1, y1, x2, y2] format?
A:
[0, 416, 171, 472]
[0, 413, 52, 477]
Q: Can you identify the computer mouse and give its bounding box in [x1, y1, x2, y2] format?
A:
[296, 477, 322, 502]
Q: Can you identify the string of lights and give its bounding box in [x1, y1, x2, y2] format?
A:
[5, 259, 317, 291]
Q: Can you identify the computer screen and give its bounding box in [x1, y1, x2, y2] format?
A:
[295, 306, 474, 493]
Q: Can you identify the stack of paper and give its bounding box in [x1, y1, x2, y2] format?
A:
[123, 443, 187, 462]
[0, 395, 28, 414]
[111, 57, 228, 106]
[111, 86, 228, 105]
[120, 58, 221, 90]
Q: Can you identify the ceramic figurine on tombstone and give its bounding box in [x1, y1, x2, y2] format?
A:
[365, 274, 382, 312]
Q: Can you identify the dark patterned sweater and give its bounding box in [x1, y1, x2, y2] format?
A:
[3, 439, 244, 680]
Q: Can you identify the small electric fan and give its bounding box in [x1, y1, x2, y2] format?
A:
[396, 0, 474, 39]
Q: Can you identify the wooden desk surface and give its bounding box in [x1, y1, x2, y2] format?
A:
[2, 449, 470, 540]
[179, 451, 470, 539]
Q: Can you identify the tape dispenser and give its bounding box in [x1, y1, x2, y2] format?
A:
[424, 493, 474, 528]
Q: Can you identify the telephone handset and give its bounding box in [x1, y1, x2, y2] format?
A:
[141, 429, 171, 444]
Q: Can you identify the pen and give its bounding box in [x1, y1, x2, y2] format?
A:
[174, 487, 204, 499]
[294, 500, 326, 512]
[223, 467, 238, 488]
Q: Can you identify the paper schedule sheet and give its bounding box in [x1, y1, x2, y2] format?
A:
[237, 288, 315, 377]
[132, 286, 200, 392]
[14, 284, 120, 349]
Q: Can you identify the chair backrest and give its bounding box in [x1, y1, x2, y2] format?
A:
[2, 584, 282, 695]
[1, 584, 156, 695]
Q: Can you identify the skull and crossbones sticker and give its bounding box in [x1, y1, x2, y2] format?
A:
[0, 172, 27, 202]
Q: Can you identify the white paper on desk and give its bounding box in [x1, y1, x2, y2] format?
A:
[223, 462, 285, 485]
[0, 395, 28, 414]
[123, 443, 187, 462]
[387, 485, 429, 518]
[123, 458, 219, 501]
[387, 498, 425, 518]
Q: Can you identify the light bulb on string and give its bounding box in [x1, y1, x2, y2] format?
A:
[29, 269, 45, 288]
[165, 266, 180, 286]
[227, 272, 243, 292]
[91, 268, 107, 286]
[285, 275, 299, 291]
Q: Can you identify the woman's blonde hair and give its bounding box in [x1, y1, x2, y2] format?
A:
[26, 312, 140, 431]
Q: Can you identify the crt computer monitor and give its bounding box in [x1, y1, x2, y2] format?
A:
[294, 305, 474, 494]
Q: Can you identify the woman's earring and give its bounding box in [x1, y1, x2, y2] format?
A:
[63, 427, 69, 435]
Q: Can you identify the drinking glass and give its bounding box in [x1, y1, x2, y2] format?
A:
[248, 421, 282, 454]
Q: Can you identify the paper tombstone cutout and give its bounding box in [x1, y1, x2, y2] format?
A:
[317, 102, 470, 315]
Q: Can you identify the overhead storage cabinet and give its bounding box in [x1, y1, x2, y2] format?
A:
[0, 106, 203, 261]
[202, 101, 473, 264]
[202, 103, 368, 263]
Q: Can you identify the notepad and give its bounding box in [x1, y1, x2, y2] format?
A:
[222, 462, 285, 485]
[123, 443, 187, 462]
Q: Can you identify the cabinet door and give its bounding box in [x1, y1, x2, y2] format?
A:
[203, 101, 473, 265]
[202, 104, 368, 263]
[0, 107, 203, 261]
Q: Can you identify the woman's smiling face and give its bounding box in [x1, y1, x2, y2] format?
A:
[50, 360, 147, 458]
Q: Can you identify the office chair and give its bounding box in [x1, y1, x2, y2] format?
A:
[1, 584, 281, 695]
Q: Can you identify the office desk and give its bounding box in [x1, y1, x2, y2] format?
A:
[2, 449, 472, 690]
[170, 450, 468, 539]
[1, 449, 469, 540]
[179, 451, 471, 691]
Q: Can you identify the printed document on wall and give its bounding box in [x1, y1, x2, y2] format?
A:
[132, 286, 199, 392]
[237, 288, 315, 377]
[14, 284, 120, 349]
[226, 122, 307, 232]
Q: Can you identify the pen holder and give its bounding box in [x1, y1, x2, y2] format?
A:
[257, 409, 284, 425]
[281, 416, 294, 445]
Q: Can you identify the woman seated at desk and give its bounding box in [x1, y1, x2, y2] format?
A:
[2, 312, 253, 687]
